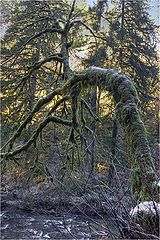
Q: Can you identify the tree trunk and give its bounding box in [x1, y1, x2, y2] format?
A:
[119, 0, 125, 69]
[83, 67, 156, 201]
[108, 119, 118, 186]
[88, 86, 97, 175]
[88, 0, 105, 176]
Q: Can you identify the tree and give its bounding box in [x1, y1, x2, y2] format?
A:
[1, 0, 62, 123]
[82, 0, 108, 175]
[1, 66, 157, 201]
[105, 0, 158, 102]
[1, 0, 158, 203]
[1, 0, 101, 177]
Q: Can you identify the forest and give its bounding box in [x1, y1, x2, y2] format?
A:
[1, 0, 159, 239]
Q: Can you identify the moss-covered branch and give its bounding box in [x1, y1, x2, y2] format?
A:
[2, 66, 156, 200]
[1, 115, 71, 159]
[83, 67, 156, 200]
[47, 95, 70, 116]
[2, 74, 84, 151]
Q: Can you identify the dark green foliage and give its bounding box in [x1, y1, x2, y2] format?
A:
[104, 0, 158, 103]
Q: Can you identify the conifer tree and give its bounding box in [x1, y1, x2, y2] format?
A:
[106, 0, 158, 102]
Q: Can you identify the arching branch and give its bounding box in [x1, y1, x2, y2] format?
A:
[1, 66, 156, 200]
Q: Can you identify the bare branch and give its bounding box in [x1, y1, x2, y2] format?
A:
[65, 0, 76, 31]
[70, 20, 98, 49]
[19, 16, 54, 32]
[82, 98, 101, 122]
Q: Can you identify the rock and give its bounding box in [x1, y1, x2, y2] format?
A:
[130, 201, 160, 236]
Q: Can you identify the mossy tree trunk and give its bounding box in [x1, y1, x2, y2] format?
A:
[83, 67, 156, 201]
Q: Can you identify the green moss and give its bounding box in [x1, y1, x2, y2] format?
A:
[84, 67, 156, 201]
